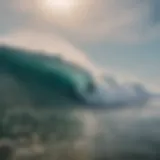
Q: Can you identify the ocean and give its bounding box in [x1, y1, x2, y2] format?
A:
[0, 45, 160, 160]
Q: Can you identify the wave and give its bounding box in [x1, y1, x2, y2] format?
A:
[0, 45, 151, 108]
[0, 45, 97, 108]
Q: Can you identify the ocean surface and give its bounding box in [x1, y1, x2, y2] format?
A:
[0, 45, 160, 160]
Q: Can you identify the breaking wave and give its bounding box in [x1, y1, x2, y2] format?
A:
[0, 45, 151, 108]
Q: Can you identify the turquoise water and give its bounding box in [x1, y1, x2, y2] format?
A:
[0, 46, 96, 107]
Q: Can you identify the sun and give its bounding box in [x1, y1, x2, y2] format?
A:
[38, 0, 92, 28]
[44, 0, 77, 15]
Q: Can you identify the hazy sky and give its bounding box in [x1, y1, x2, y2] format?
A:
[0, 0, 160, 92]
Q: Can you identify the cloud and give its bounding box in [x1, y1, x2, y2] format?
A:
[12, 0, 160, 43]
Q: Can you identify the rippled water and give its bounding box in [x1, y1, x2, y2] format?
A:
[78, 99, 160, 160]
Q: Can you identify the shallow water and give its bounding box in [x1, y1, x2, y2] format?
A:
[0, 101, 160, 160]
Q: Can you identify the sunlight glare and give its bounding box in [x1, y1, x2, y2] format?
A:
[45, 0, 77, 15]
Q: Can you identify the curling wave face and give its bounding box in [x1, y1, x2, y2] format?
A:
[0, 45, 97, 108]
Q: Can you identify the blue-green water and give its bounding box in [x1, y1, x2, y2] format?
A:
[0, 45, 96, 108]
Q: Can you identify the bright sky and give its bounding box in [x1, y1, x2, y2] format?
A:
[0, 0, 160, 92]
